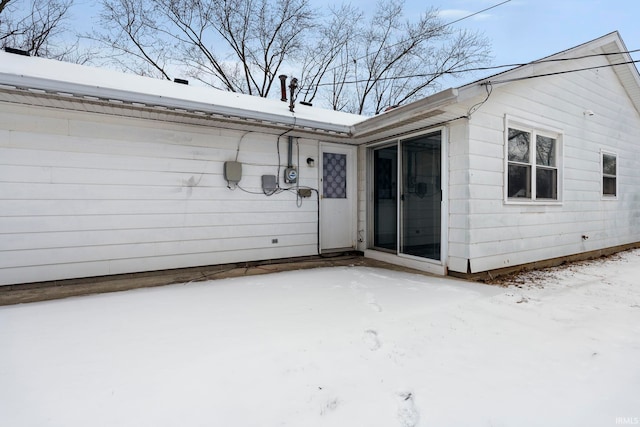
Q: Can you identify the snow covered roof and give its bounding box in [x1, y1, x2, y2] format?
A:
[1, 32, 637, 144]
[0, 51, 367, 137]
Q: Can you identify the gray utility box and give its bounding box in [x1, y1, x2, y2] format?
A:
[262, 175, 277, 193]
[224, 161, 242, 184]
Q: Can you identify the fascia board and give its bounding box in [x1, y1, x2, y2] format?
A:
[0, 51, 366, 134]
[352, 88, 459, 137]
[0, 72, 359, 134]
[456, 32, 629, 90]
[601, 33, 640, 115]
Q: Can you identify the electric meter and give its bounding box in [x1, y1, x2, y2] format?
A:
[284, 167, 298, 184]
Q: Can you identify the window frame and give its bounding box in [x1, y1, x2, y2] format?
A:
[601, 150, 618, 199]
[504, 116, 563, 205]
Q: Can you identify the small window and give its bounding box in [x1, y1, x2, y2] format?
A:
[507, 124, 560, 201]
[602, 152, 617, 197]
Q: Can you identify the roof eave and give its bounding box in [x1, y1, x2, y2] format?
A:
[0, 71, 357, 136]
[352, 88, 459, 138]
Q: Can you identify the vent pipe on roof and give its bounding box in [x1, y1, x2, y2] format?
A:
[279, 75, 288, 102]
[174, 78, 189, 85]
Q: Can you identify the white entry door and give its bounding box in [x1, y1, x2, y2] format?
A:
[320, 143, 356, 251]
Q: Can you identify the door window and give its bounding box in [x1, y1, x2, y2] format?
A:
[323, 152, 347, 198]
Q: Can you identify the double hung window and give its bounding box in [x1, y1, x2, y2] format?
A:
[506, 123, 561, 202]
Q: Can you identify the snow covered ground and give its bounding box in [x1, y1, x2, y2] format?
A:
[1, 250, 639, 427]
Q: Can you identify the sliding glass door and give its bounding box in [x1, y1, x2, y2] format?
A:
[373, 145, 398, 251]
[371, 131, 442, 261]
[400, 133, 441, 260]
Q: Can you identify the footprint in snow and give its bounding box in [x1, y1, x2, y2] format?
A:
[363, 329, 382, 351]
[397, 391, 420, 427]
[366, 292, 383, 312]
[350, 280, 367, 290]
[320, 397, 339, 415]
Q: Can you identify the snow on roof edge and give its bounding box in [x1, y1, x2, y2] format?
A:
[0, 51, 368, 130]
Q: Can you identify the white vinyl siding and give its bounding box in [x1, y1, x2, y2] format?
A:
[457, 51, 640, 274]
[0, 103, 323, 286]
[446, 120, 470, 273]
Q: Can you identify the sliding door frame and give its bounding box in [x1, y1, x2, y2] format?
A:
[365, 127, 449, 274]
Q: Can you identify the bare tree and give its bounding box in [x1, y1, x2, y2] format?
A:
[92, 0, 490, 113]
[0, 0, 77, 59]
[300, 1, 491, 115]
[297, 4, 361, 109]
[0, 0, 11, 14]
[90, 0, 172, 79]
[93, 0, 314, 94]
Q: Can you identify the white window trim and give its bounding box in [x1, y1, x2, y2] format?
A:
[503, 115, 564, 205]
[601, 149, 618, 200]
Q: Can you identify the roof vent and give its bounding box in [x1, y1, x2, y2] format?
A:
[4, 47, 30, 56]
[173, 78, 189, 85]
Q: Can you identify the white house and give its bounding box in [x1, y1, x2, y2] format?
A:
[1, 31, 639, 286]
[353, 31, 640, 276]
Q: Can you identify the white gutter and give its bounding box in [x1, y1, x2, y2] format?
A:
[0, 72, 358, 135]
[0, 52, 366, 136]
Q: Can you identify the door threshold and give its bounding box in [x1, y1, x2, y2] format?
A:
[321, 247, 355, 254]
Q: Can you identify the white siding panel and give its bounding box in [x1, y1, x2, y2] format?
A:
[0, 211, 316, 234]
[0, 244, 317, 286]
[1, 222, 315, 252]
[449, 154, 470, 171]
[0, 104, 327, 285]
[447, 121, 470, 261]
[464, 55, 640, 273]
[448, 213, 468, 229]
[448, 228, 468, 245]
[448, 184, 470, 201]
[0, 108, 70, 134]
[1, 198, 315, 216]
[469, 169, 503, 187]
[447, 256, 467, 274]
[447, 243, 468, 260]
[467, 135, 505, 158]
[468, 183, 503, 200]
[107, 245, 316, 276]
[0, 233, 317, 269]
